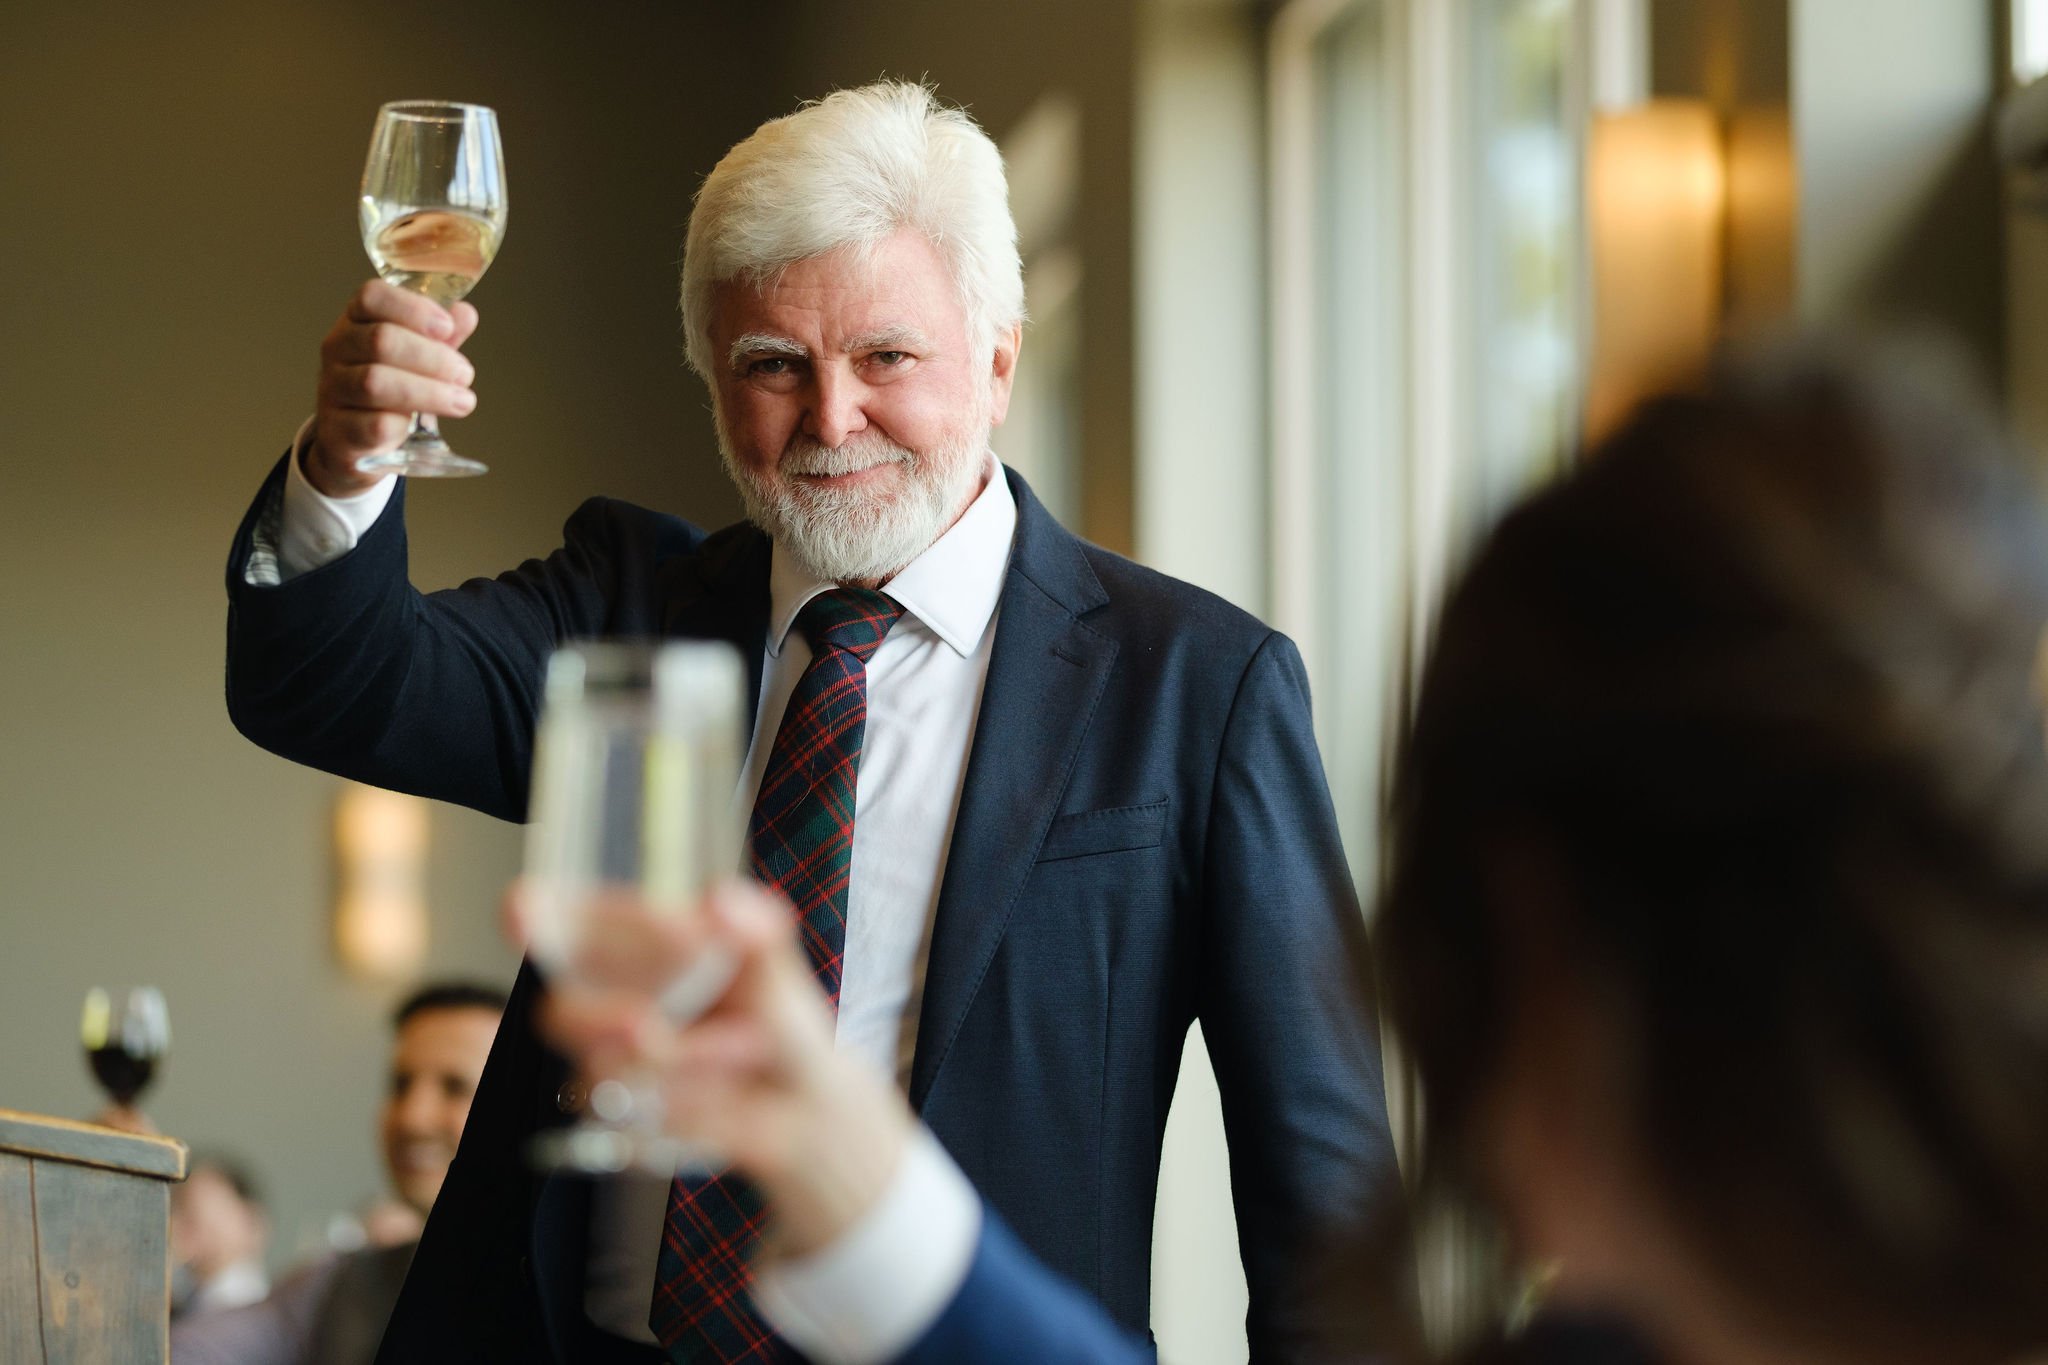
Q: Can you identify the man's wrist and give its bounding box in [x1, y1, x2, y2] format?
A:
[751, 1126, 982, 1365]
[764, 1067, 913, 1260]
[298, 432, 389, 500]
[273, 418, 396, 580]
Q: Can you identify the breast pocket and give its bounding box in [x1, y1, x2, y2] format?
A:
[1035, 798, 1170, 862]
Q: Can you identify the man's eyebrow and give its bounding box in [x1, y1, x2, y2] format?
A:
[728, 334, 809, 367]
[843, 326, 933, 353]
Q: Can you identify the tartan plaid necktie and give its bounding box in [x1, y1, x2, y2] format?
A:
[649, 587, 904, 1363]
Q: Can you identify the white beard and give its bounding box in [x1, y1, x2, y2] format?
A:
[722, 426, 989, 584]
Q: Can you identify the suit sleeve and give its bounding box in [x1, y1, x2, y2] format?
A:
[894, 1215, 1156, 1365]
[1200, 632, 1417, 1361]
[223, 456, 644, 821]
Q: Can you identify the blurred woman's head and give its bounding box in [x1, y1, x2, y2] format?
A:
[1380, 341, 2048, 1364]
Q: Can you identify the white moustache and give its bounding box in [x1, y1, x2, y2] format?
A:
[779, 439, 915, 478]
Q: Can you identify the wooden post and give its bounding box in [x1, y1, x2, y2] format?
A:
[0, 1109, 187, 1365]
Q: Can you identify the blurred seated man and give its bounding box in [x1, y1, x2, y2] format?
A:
[537, 340, 2048, 1365]
[170, 1152, 271, 1317]
[173, 981, 505, 1365]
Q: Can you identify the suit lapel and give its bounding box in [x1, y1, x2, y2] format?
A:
[658, 520, 773, 746]
[908, 471, 1116, 1111]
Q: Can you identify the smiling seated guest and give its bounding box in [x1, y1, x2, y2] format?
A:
[537, 340, 2048, 1365]
[172, 981, 504, 1365]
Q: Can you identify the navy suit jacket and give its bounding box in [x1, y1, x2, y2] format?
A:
[226, 462, 1406, 1363]
[902, 1213, 1154, 1365]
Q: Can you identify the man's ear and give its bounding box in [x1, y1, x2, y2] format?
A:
[986, 323, 1024, 427]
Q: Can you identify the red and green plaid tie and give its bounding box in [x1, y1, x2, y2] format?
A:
[649, 587, 904, 1363]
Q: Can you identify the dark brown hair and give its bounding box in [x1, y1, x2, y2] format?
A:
[1379, 340, 2048, 1359]
[392, 979, 507, 1030]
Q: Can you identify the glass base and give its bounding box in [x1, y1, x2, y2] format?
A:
[357, 426, 487, 478]
[529, 1123, 722, 1176]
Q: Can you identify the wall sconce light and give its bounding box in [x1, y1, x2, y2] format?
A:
[1584, 99, 1727, 445]
[332, 782, 430, 978]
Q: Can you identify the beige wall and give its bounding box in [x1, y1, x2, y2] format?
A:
[0, 0, 781, 1262]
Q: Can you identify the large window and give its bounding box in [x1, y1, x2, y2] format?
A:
[1269, 0, 1596, 1346]
[1468, 0, 1582, 514]
[1272, 0, 1411, 891]
[1270, 0, 1587, 903]
[1140, 3, 1615, 1352]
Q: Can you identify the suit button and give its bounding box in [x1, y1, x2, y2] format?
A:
[556, 1080, 585, 1114]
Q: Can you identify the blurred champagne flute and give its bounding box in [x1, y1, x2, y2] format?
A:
[522, 641, 746, 1173]
[357, 100, 507, 478]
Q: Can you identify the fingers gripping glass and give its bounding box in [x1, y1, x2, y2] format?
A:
[357, 100, 507, 478]
[523, 642, 747, 1174]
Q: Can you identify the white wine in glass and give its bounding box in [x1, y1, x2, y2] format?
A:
[357, 100, 507, 478]
[366, 208, 500, 305]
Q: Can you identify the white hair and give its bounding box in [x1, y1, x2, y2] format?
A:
[680, 81, 1025, 380]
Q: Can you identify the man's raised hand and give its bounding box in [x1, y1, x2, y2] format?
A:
[306, 279, 479, 496]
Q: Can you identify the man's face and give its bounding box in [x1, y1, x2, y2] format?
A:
[378, 1005, 498, 1217]
[709, 229, 1020, 585]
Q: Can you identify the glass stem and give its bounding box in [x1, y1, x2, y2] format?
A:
[406, 412, 448, 450]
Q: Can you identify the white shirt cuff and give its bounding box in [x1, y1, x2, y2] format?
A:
[750, 1127, 981, 1365]
[276, 417, 396, 579]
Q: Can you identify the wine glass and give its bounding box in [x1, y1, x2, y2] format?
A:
[82, 986, 169, 1113]
[357, 100, 507, 479]
[522, 641, 746, 1173]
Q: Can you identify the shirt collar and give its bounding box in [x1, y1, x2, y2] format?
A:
[766, 454, 1017, 660]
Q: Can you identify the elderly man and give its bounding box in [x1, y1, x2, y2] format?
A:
[226, 82, 1402, 1363]
[171, 983, 506, 1365]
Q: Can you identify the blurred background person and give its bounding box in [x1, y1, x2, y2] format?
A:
[371, 982, 505, 1227]
[1375, 341, 2048, 1365]
[172, 980, 505, 1365]
[170, 1152, 272, 1319]
[536, 340, 2048, 1365]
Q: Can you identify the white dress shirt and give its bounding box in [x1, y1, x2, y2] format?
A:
[183, 1256, 270, 1316]
[267, 434, 1004, 1351]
